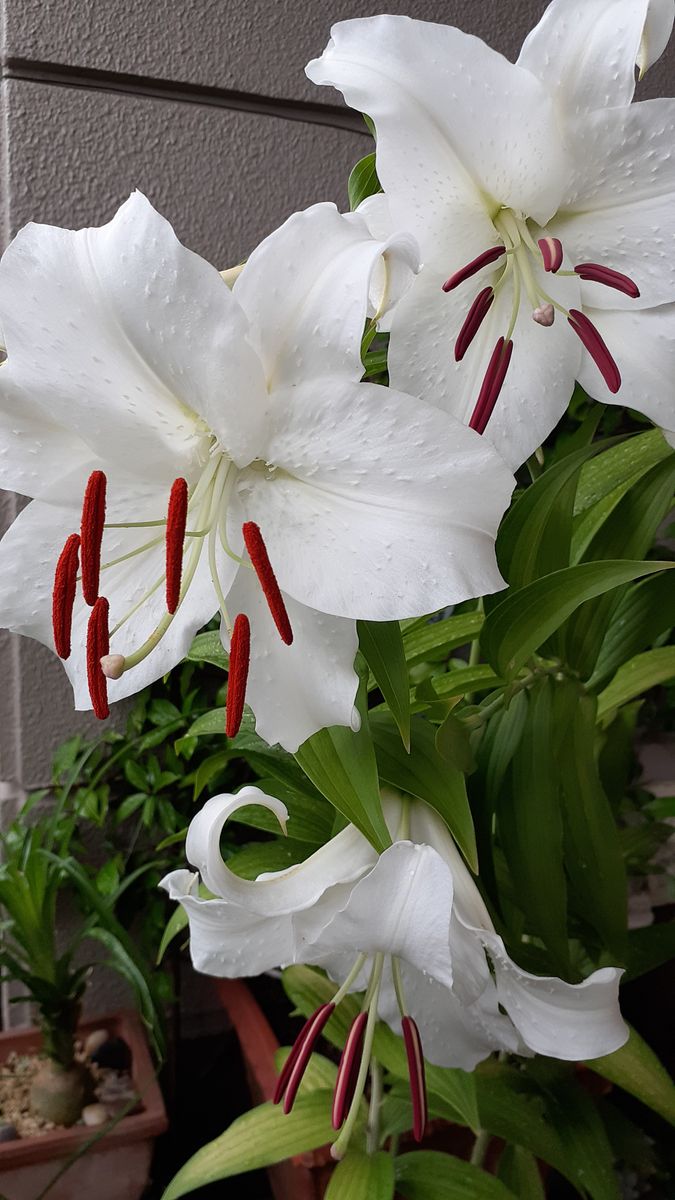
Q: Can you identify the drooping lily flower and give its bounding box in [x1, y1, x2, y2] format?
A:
[0, 193, 514, 751]
[161, 788, 627, 1155]
[307, 0, 675, 468]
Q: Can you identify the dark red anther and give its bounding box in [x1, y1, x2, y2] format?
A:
[442, 245, 506, 293]
[469, 336, 514, 435]
[402, 1015, 428, 1143]
[242, 522, 293, 645]
[165, 478, 188, 614]
[86, 596, 110, 720]
[274, 1003, 335, 1114]
[332, 1011, 368, 1130]
[52, 534, 80, 659]
[538, 237, 564, 273]
[455, 287, 495, 362]
[568, 309, 621, 393]
[574, 262, 640, 299]
[80, 470, 107, 606]
[225, 613, 251, 738]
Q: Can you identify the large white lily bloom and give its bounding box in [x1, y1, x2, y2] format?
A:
[161, 788, 627, 1071]
[0, 193, 513, 751]
[307, 0, 675, 469]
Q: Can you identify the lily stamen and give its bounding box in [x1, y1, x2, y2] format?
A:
[225, 613, 251, 737]
[470, 337, 514, 435]
[442, 245, 506, 292]
[455, 287, 494, 362]
[332, 1012, 368, 1130]
[274, 1003, 336, 1114]
[165, 477, 189, 614]
[80, 470, 107, 605]
[574, 262, 640, 298]
[242, 522, 293, 645]
[538, 237, 564, 273]
[402, 1016, 427, 1142]
[86, 596, 110, 719]
[568, 309, 621, 393]
[52, 533, 80, 659]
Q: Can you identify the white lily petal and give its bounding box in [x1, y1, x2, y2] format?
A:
[377, 962, 524, 1071]
[229, 378, 513, 619]
[480, 930, 628, 1060]
[159, 869, 303, 977]
[638, 0, 675, 75]
[0, 192, 268, 479]
[0, 373, 95, 500]
[315, 842, 455, 990]
[223, 569, 359, 754]
[184, 789, 377, 916]
[387, 258, 581, 471]
[307, 16, 569, 225]
[576, 304, 675, 435]
[233, 202, 418, 390]
[552, 100, 675, 310]
[518, 0, 671, 116]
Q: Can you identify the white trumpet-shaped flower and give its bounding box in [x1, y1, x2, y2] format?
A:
[0, 193, 514, 751]
[307, 0, 675, 469]
[161, 788, 627, 1121]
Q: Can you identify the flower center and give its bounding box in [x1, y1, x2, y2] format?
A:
[443, 207, 640, 438]
[51, 448, 293, 730]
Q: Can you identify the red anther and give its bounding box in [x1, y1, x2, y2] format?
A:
[568, 309, 621, 394]
[165, 478, 188, 614]
[538, 237, 564, 273]
[402, 1016, 428, 1143]
[225, 613, 251, 738]
[332, 1011, 368, 1130]
[80, 470, 107, 606]
[469, 337, 514, 436]
[274, 1003, 335, 1114]
[455, 287, 495, 362]
[52, 534, 80, 659]
[242, 522, 293, 645]
[574, 262, 640, 299]
[442, 245, 506, 292]
[86, 596, 110, 720]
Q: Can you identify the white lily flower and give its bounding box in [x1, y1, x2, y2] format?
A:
[0, 193, 514, 751]
[307, 1, 675, 469]
[161, 788, 627, 1149]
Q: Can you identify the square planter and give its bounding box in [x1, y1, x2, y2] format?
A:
[0, 1009, 167, 1200]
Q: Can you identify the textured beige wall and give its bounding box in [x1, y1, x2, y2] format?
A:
[0, 0, 674, 801]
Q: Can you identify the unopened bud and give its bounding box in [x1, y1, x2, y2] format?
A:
[532, 304, 555, 327]
[100, 653, 125, 680]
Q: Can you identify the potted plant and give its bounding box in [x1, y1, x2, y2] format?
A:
[0, 798, 168, 1200]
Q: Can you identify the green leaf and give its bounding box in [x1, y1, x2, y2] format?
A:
[161, 1094, 335, 1199]
[187, 630, 228, 669]
[188, 707, 226, 736]
[402, 612, 484, 665]
[623, 921, 675, 982]
[596, 646, 675, 719]
[573, 429, 671, 519]
[358, 620, 410, 749]
[295, 672, 391, 852]
[370, 712, 477, 871]
[233, 780, 333, 845]
[226, 837, 310, 880]
[157, 903, 188, 963]
[482, 560, 674, 679]
[435, 710, 476, 774]
[348, 152, 381, 211]
[395, 1151, 516, 1199]
[559, 691, 626, 955]
[326, 1152, 395, 1200]
[586, 1024, 675, 1126]
[428, 663, 503, 700]
[497, 680, 569, 973]
[192, 751, 230, 800]
[497, 1146, 545, 1200]
[589, 570, 675, 688]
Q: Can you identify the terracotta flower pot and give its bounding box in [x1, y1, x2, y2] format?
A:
[0, 1009, 167, 1200]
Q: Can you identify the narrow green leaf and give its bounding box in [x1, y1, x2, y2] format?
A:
[573, 429, 671, 517]
[402, 612, 484, 665]
[370, 712, 477, 871]
[586, 1024, 675, 1126]
[233, 780, 333, 845]
[589, 570, 675, 688]
[189, 706, 226, 736]
[296, 673, 391, 852]
[482, 560, 674, 679]
[348, 151, 381, 211]
[187, 630, 228, 668]
[359, 620, 411, 749]
[498, 681, 569, 973]
[226, 837, 310, 880]
[428, 663, 503, 700]
[395, 1151, 516, 1199]
[161, 1094, 335, 1199]
[497, 1146, 545, 1200]
[326, 1152, 395, 1200]
[623, 921, 675, 982]
[596, 646, 675, 719]
[435, 710, 476, 774]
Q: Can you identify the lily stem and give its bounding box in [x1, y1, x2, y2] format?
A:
[366, 1060, 383, 1155]
[470, 1128, 491, 1167]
